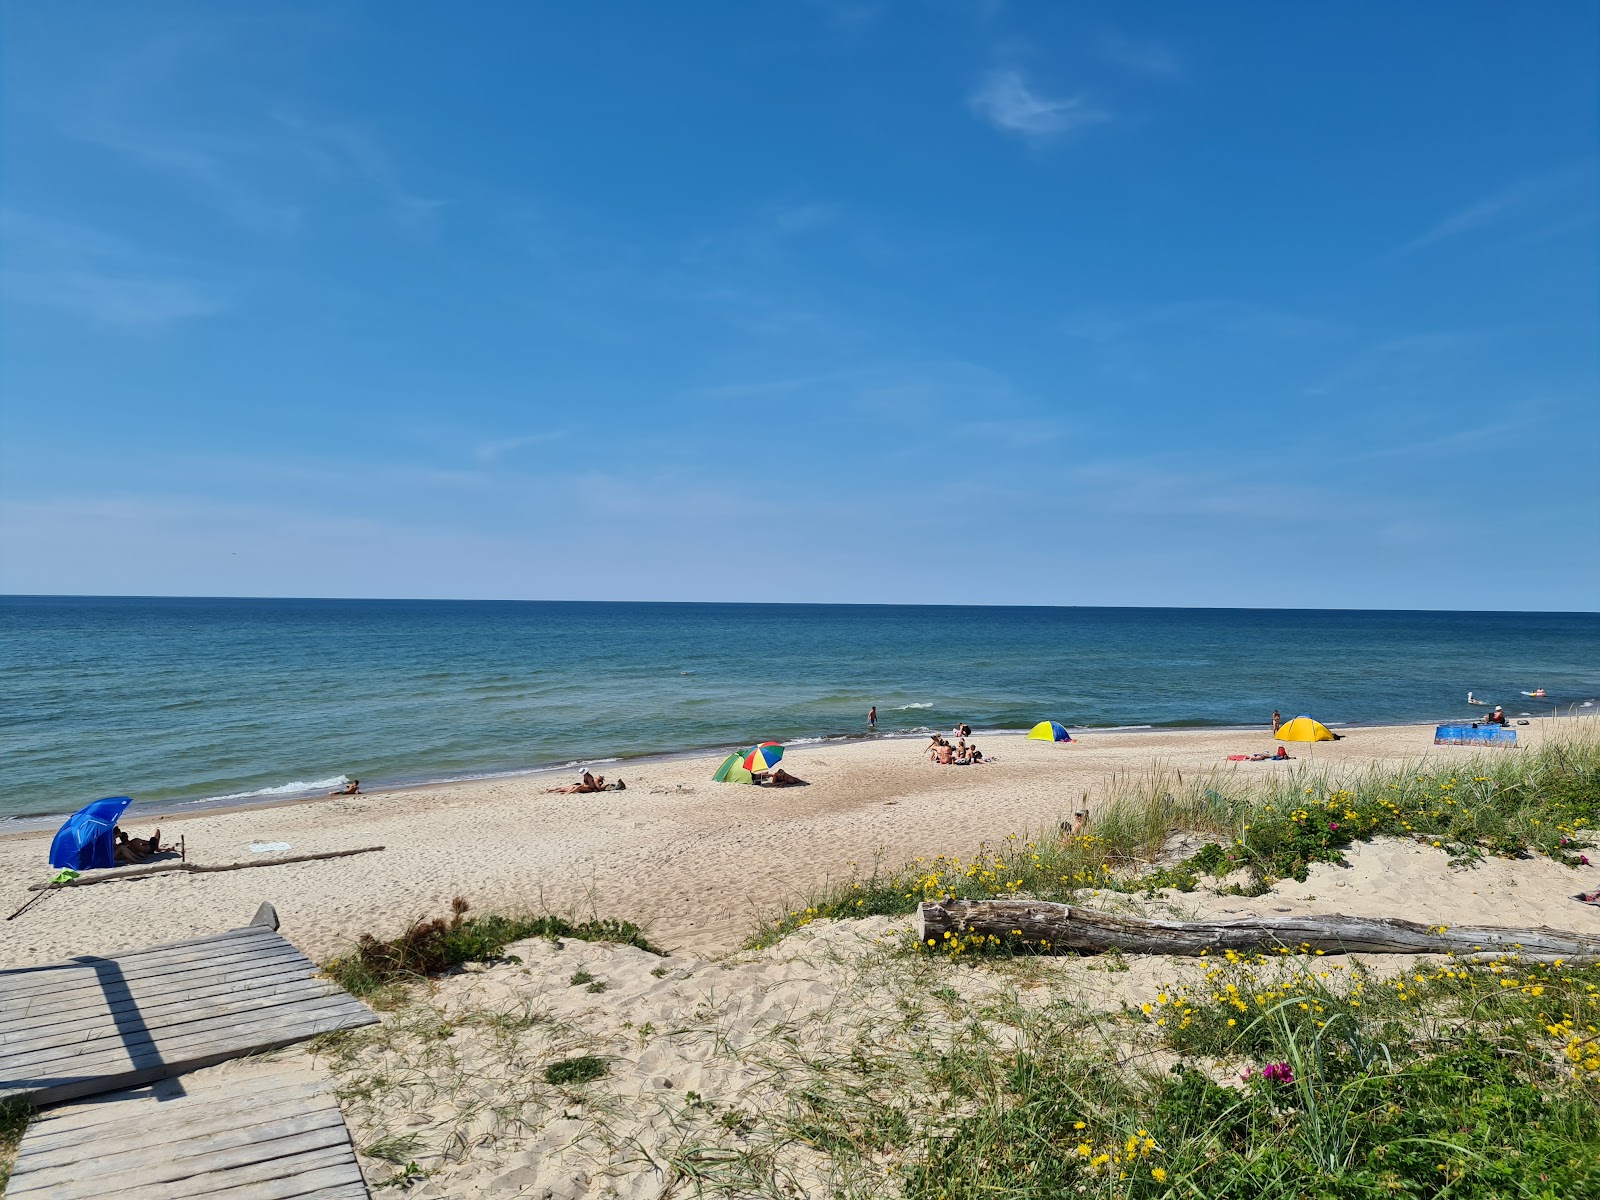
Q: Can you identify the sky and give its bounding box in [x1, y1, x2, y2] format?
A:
[2, 2, 1596, 609]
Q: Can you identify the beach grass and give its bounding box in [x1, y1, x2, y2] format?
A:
[324, 897, 661, 1004]
[748, 728, 1600, 950]
[756, 950, 1600, 1198]
[0, 1096, 29, 1193]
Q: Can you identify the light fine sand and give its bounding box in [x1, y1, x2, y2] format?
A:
[3, 719, 1595, 966]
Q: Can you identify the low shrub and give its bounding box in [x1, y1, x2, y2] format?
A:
[326, 898, 660, 998]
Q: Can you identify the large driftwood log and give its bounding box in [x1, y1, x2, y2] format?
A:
[916, 898, 1600, 963]
[25, 845, 386, 891]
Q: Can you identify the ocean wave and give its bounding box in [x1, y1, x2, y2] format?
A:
[896, 702, 934, 710]
[210, 775, 350, 802]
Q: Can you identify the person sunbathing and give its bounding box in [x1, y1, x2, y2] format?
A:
[934, 742, 954, 765]
[763, 768, 806, 787]
[114, 828, 165, 864]
[546, 770, 605, 794]
[328, 779, 360, 796]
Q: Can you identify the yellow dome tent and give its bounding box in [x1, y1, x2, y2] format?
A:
[1277, 715, 1334, 742]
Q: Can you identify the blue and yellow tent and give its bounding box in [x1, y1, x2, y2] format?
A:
[1027, 721, 1073, 743]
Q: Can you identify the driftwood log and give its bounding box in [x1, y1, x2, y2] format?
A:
[916, 898, 1600, 964]
[25, 845, 386, 891]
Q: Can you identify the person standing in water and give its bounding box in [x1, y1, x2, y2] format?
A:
[868, 705, 877, 730]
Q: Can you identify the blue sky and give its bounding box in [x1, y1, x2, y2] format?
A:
[2, 2, 1595, 608]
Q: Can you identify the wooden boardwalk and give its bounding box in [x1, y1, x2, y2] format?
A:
[5, 1061, 371, 1199]
[0, 912, 377, 1107]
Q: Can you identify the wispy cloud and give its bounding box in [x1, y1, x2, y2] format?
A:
[1399, 167, 1593, 254]
[40, 29, 441, 239]
[1095, 30, 1181, 79]
[969, 69, 1107, 140]
[1062, 299, 1341, 344]
[1, 210, 228, 328]
[474, 432, 566, 464]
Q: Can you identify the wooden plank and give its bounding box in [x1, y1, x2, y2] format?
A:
[1, 988, 367, 1071]
[17, 1080, 331, 1153]
[0, 945, 299, 1014]
[9, 1140, 367, 1200]
[0, 931, 292, 1001]
[2, 958, 323, 1039]
[2, 956, 323, 1039]
[1, 992, 374, 1081]
[0, 941, 311, 1011]
[2, 969, 341, 1053]
[1, 1008, 375, 1106]
[0, 925, 272, 980]
[17, 1124, 353, 1195]
[7, 1063, 369, 1199]
[15, 1095, 343, 1170]
[12, 1115, 350, 1186]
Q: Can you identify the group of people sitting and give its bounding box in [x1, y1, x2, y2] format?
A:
[113, 827, 169, 864]
[546, 770, 628, 795]
[927, 725, 988, 766]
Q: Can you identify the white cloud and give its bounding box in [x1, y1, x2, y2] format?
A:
[969, 69, 1107, 140]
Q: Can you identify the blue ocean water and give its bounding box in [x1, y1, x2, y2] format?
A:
[2, 597, 1596, 822]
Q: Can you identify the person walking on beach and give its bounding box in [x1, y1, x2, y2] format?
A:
[1271, 710, 1282, 734]
[868, 705, 877, 730]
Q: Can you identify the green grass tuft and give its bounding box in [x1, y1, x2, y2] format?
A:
[543, 1055, 609, 1087]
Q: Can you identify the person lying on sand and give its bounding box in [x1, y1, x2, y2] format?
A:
[328, 779, 360, 796]
[546, 770, 606, 794]
[761, 768, 807, 787]
[113, 827, 166, 864]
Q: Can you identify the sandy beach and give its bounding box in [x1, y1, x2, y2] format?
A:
[5, 717, 1596, 970]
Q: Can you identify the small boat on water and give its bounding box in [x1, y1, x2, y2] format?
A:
[1467, 692, 1490, 706]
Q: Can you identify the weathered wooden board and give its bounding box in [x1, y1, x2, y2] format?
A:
[0, 918, 376, 1106]
[6, 1061, 372, 1199]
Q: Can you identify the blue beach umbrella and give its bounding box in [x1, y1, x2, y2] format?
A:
[48, 797, 132, 870]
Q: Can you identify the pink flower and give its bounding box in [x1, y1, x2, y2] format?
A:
[1260, 1062, 1294, 1084]
[1582, 855, 1591, 866]
[1329, 822, 1339, 831]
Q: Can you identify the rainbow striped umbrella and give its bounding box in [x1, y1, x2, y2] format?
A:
[741, 742, 784, 773]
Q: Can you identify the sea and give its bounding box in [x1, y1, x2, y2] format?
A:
[2, 597, 1597, 825]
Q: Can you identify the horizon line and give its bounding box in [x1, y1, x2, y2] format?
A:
[3, 593, 1597, 617]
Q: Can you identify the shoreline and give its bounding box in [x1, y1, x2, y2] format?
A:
[3, 715, 1594, 971]
[6, 705, 1589, 832]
